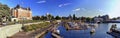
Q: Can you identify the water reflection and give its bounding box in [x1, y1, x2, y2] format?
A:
[44, 23, 120, 38]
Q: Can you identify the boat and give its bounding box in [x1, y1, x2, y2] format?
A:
[56, 29, 60, 34]
[107, 24, 120, 38]
[90, 28, 95, 33]
[107, 31, 120, 38]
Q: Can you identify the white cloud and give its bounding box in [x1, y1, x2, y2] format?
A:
[97, 9, 107, 13]
[98, 9, 103, 12]
[58, 3, 71, 7]
[81, 8, 86, 11]
[72, 8, 81, 11]
[37, 0, 46, 4]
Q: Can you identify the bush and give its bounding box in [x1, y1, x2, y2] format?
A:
[23, 22, 50, 32]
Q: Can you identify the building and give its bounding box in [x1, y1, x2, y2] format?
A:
[94, 17, 103, 23]
[101, 15, 109, 21]
[11, 5, 32, 21]
[93, 15, 110, 23]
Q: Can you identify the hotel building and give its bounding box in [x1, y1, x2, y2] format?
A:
[11, 5, 32, 21]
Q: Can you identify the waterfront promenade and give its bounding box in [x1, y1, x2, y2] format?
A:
[11, 24, 54, 38]
[0, 21, 51, 38]
[10, 20, 59, 38]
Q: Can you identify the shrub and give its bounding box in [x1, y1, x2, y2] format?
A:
[23, 22, 50, 32]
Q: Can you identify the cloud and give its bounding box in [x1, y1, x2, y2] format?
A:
[37, 0, 46, 4]
[58, 3, 71, 7]
[72, 8, 81, 11]
[98, 9, 103, 12]
[97, 9, 106, 13]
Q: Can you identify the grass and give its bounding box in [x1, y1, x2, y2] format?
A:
[23, 22, 50, 32]
[18, 20, 45, 24]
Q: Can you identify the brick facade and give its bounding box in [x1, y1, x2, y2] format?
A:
[11, 5, 32, 20]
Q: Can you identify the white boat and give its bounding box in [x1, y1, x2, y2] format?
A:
[74, 23, 78, 26]
[90, 28, 95, 33]
[56, 29, 60, 34]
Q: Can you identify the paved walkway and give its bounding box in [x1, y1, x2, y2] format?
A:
[10, 32, 31, 38]
[0, 21, 49, 27]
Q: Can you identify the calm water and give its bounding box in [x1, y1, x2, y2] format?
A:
[44, 23, 120, 38]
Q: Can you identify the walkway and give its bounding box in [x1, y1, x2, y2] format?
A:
[11, 24, 54, 38]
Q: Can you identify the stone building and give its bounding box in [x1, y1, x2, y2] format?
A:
[11, 5, 32, 21]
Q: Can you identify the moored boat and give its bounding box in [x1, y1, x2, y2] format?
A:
[107, 24, 120, 38]
[90, 28, 95, 33]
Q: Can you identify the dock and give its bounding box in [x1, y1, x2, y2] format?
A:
[63, 22, 88, 30]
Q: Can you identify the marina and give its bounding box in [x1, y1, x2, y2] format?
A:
[43, 23, 120, 38]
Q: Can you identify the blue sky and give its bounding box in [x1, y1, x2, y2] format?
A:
[0, 0, 120, 18]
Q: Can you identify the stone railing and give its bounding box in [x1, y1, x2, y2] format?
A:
[0, 24, 22, 38]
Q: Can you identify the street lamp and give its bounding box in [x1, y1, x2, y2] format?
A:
[21, 17, 26, 31]
[22, 17, 25, 27]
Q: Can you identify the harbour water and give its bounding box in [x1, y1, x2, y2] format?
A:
[44, 23, 120, 38]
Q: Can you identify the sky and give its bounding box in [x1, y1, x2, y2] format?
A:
[0, 0, 120, 18]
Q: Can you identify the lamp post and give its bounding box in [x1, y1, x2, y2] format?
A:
[21, 17, 26, 31]
[22, 17, 25, 27]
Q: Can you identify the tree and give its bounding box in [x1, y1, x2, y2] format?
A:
[86, 17, 92, 22]
[47, 14, 52, 20]
[32, 16, 40, 20]
[40, 16, 45, 20]
[40, 15, 47, 20]
[55, 16, 61, 20]
[81, 16, 86, 22]
[68, 14, 72, 20]
[0, 3, 10, 22]
[73, 14, 76, 20]
[0, 4, 10, 18]
[112, 18, 117, 20]
[51, 16, 54, 20]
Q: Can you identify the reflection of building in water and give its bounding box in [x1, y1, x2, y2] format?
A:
[10, 5, 32, 21]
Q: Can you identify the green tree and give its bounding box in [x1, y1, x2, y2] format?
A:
[47, 14, 52, 20]
[73, 14, 76, 20]
[0, 3, 10, 21]
[55, 16, 61, 20]
[86, 17, 91, 22]
[112, 18, 117, 20]
[32, 16, 40, 20]
[40, 16, 45, 20]
[51, 16, 54, 20]
[81, 16, 86, 22]
[40, 15, 47, 20]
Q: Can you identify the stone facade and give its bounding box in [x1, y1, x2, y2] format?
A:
[11, 5, 32, 21]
